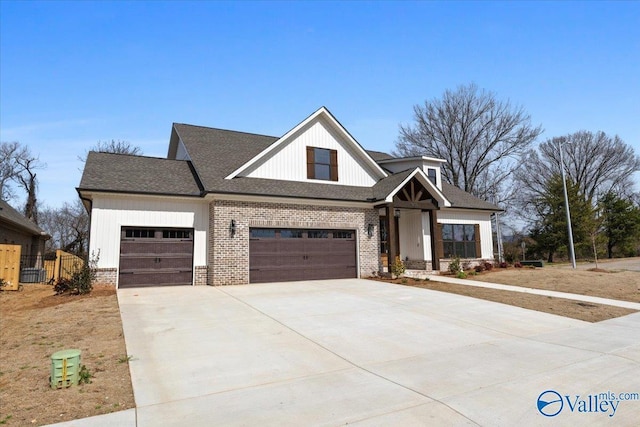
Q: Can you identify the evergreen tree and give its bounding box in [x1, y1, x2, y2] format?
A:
[599, 192, 640, 258]
[528, 175, 595, 262]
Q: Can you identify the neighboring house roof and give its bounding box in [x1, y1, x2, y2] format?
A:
[0, 199, 49, 237]
[78, 113, 501, 211]
[79, 152, 202, 197]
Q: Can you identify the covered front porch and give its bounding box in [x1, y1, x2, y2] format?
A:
[376, 170, 446, 274]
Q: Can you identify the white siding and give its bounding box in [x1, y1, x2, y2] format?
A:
[437, 210, 494, 259]
[89, 195, 209, 269]
[421, 212, 432, 261]
[380, 158, 444, 190]
[243, 118, 379, 186]
[399, 210, 424, 261]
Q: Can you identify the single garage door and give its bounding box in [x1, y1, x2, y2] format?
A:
[119, 227, 194, 288]
[249, 228, 357, 283]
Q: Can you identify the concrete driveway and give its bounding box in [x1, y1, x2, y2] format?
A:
[114, 279, 639, 426]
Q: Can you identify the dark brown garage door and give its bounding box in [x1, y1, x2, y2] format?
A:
[119, 227, 194, 288]
[249, 228, 357, 283]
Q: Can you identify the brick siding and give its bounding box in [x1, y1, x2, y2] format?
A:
[194, 265, 208, 286]
[209, 199, 380, 286]
[95, 268, 117, 286]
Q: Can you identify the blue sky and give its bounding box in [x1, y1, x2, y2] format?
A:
[1, 1, 638, 209]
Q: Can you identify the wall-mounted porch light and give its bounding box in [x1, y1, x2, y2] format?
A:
[230, 219, 237, 238]
[367, 223, 374, 238]
[394, 209, 401, 218]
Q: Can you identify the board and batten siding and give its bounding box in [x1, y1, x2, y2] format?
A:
[437, 210, 494, 259]
[399, 209, 425, 261]
[89, 195, 209, 269]
[243, 118, 379, 186]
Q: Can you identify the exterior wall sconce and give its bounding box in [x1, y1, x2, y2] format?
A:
[394, 209, 401, 218]
[367, 223, 374, 238]
[230, 219, 237, 238]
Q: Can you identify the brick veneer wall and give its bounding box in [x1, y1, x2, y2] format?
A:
[209, 199, 380, 286]
[194, 265, 208, 286]
[95, 268, 117, 286]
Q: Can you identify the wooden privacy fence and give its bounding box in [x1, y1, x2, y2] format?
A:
[44, 250, 85, 283]
[0, 246, 84, 290]
[0, 244, 21, 291]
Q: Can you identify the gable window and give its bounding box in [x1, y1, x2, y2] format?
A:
[306, 147, 338, 181]
[441, 224, 480, 258]
[427, 168, 437, 185]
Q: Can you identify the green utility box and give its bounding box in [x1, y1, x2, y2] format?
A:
[50, 349, 81, 389]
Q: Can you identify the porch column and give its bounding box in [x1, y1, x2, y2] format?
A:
[386, 204, 398, 270]
[429, 209, 440, 271]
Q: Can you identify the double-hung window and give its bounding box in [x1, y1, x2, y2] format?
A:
[441, 224, 478, 258]
[306, 147, 338, 181]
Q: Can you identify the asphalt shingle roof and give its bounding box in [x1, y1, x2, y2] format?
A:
[0, 199, 47, 236]
[79, 152, 202, 196]
[441, 182, 502, 211]
[79, 123, 500, 211]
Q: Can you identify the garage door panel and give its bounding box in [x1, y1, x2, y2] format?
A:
[119, 271, 193, 287]
[249, 228, 357, 283]
[119, 227, 194, 288]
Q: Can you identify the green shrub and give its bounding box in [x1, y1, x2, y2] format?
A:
[391, 256, 406, 277]
[448, 256, 462, 274]
[78, 365, 92, 384]
[456, 271, 467, 279]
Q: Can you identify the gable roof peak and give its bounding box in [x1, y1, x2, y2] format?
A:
[225, 106, 388, 180]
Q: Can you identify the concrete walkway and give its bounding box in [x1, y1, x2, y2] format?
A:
[429, 275, 640, 310]
[50, 279, 640, 426]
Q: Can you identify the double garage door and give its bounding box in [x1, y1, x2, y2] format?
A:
[249, 228, 357, 283]
[119, 227, 194, 288]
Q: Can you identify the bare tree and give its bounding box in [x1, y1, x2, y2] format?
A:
[39, 200, 89, 257]
[15, 154, 45, 223]
[1, 141, 27, 201]
[78, 139, 142, 162]
[517, 131, 640, 204]
[395, 83, 543, 204]
[0, 142, 45, 223]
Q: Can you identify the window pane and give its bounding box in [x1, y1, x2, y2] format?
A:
[308, 230, 329, 238]
[442, 224, 453, 240]
[314, 148, 330, 164]
[427, 168, 437, 185]
[314, 164, 330, 180]
[443, 242, 454, 258]
[465, 242, 476, 258]
[280, 229, 303, 238]
[250, 229, 275, 238]
[453, 225, 464, 242]
[464, 225, 475, 241]
[333, 231, 353, 239]
[454, 242, 465, 257]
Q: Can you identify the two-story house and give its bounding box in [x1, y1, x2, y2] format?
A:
[78, 107, 499, 288]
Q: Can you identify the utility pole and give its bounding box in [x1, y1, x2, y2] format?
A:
[558, 139, 577, 269]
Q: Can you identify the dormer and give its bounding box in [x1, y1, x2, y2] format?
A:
[376, 156, 446, 190]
